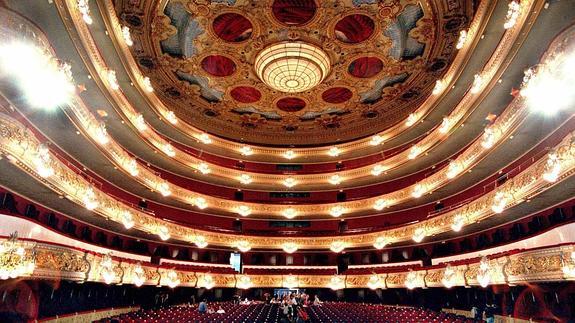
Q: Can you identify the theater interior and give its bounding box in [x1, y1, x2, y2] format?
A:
[0, 0, 574, 322]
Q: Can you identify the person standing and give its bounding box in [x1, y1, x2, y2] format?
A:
[198, 299, 207, 313]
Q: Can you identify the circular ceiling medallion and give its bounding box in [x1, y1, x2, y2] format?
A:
[272, 0, 317, 26]
[348, 57, 383, 78]
[230, 86, 262, 103]
[277, 97, 306, 112]
[322, 87, 353, 104]
[334, 14, 375, 44]
[255, 42, 331, 93]
[212, 13, 253, 42]
[201, 55, 236, 77]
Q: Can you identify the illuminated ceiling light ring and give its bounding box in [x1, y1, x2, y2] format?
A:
[255, 42, 331, 93]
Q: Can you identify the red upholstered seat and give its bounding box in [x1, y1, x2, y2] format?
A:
[99, 302, 478, 323]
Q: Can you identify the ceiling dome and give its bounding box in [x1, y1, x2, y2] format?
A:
[254, 41, 330, 93]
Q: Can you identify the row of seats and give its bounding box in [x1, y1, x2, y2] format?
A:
[98, 302, 477, 323]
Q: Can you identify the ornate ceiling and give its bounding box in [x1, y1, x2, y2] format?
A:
[0, 0, 574, 256]
[121, 0, 474, 145]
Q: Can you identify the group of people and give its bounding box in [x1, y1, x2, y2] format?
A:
[470, 303, 497, 323]
[197, 299, 226, 315]
[193, 292, 323, 322]
[273, 292, 322, 323]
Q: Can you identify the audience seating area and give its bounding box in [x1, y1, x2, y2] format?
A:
[307, 303, 476, 323]
[98, 302, 477, 323]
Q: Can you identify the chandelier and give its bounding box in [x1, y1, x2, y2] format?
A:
[561, 251, 575, 277]
[165, 269, 180, 288]
[199, 274, 215, 289]
[100, 253, 117, 284]
[405, 269, 419, 290]
[476, 256, 491, 287]
[237, 275, 252, 289]
[283, 274, 298, 289]
[0, 232, 35, 280]
[282, 242, 299, 254]
[441, 264, 457, 288]
[328, 275, 345, 290]
[367, 274, 383, 290]
[132, 263, 146, 287]
[255, 42, 331, 93]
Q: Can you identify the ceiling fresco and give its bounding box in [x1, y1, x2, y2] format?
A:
[118, 0, 474, 145]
